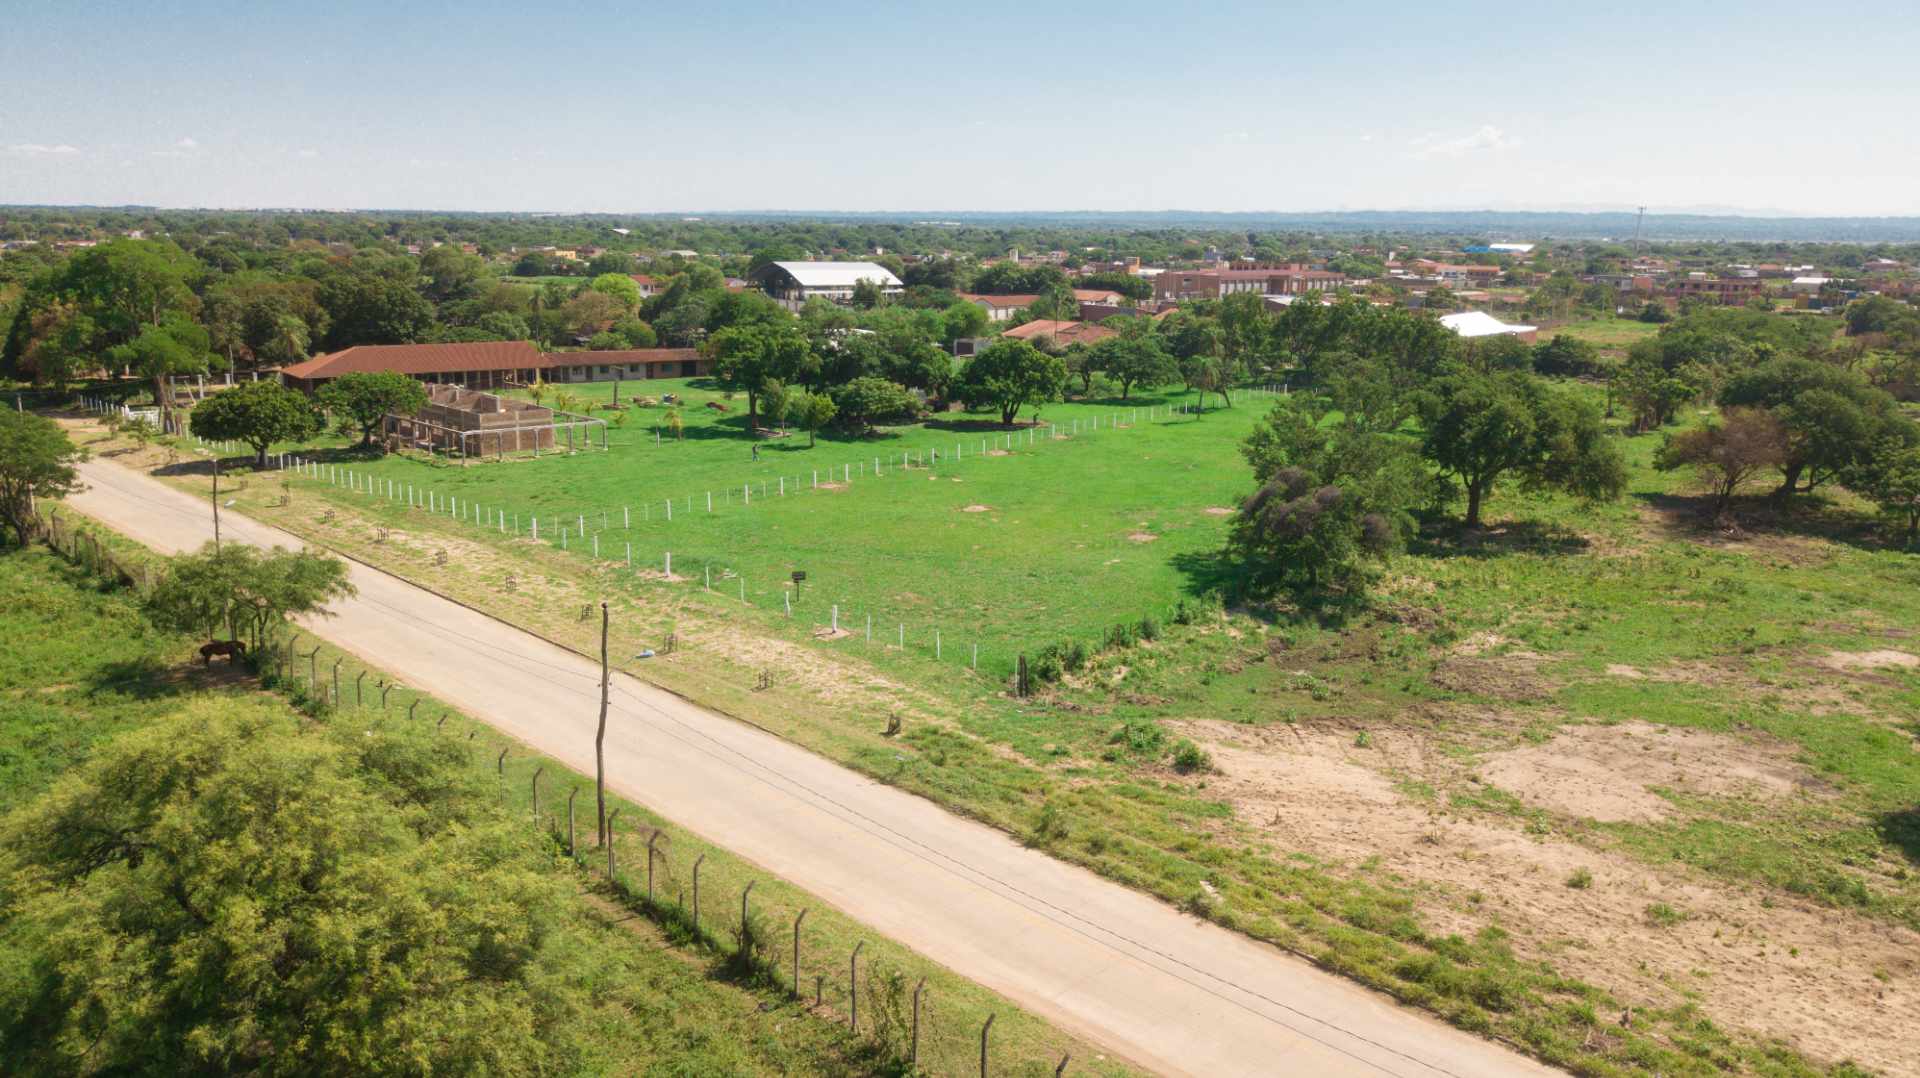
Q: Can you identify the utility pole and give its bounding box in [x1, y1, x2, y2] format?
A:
[211, 457, 222, 550]
[1632, 205, 1646, 259]
[596, 600, 610, 848]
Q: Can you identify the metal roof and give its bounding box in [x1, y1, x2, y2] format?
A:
[1439, 311, 1537, 338]
[770, 261, 903, 288]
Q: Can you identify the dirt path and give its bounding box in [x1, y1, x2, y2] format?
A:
[65, 456, 1558, 1078]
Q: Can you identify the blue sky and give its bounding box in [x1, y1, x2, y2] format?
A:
[3, 0, 1916, 215]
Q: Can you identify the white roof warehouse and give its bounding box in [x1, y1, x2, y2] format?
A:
[754, 260, 904, 308]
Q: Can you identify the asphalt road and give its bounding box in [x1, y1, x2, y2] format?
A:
[67, 456, 1559, 1078]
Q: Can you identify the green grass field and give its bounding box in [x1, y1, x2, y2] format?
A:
[1545, 316, 1660, 353]
[283, 379, 1274, 674]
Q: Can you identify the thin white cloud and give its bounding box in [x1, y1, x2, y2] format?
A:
[150, 149, 189, 158]
[1222, 130, 1251, 143]
[1358, 133, 1376, 143]
[1410, 124, 1516, 160]
[175, 136, 198, 149]
[7, 143, 80, 156]
[295, 148, 320, 159]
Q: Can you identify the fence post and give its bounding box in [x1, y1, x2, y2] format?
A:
[912, 977, 927, 1067]
[408, 699, 419, 721]
[647, 830, 661, 901]
[332, 657, 342, 703]
[356, 669, 367, 705]
[437, 712, 449, 730]
[1055, 1052, 1071, 1076]
[607, 809, 619, 879]
[496, 747, 507, 774]
[850, 941, 864, 1031]
[567, 787, 579, 856]
[792, 909, 808, 997]
[692, 853, 705, 935]
[980, 1014, 994, 1077]
[740, 880, 756, 956]
[381, 682, 393, 709]
[532, 766, 544, 822]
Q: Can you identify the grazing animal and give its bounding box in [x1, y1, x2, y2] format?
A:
[199, 639, 247, 665]
[706, 400, 730, 413]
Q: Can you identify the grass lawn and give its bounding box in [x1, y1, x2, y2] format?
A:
[1545, 316, 1660, 353]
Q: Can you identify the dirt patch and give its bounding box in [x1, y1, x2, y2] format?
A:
[817, 482, 849, 492]
[1820, 649, 1919, 672]
[1203, 506, 1234, 517]
[987, 449, 1010, 457]
[1126, 532, 1158, 543]
[1604, 663, 1645, 679]
[1174, 717, 1920, 1074]
[812, 626, 852, 641]
[1430, 650, 1555, 702]
[962, 504, 992, 513]
[1479, 721, 1815, 824]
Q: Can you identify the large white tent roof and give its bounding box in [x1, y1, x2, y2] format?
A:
[771, 261, 903, 288]
[1440, 310, 1537, 338]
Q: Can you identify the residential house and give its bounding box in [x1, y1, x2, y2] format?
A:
[957, 293, 1039, 322]
[1669, 277, 1765, 305]
[280, 340, 708, 393]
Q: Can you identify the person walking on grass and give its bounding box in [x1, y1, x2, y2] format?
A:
[751, 443, 760, 462]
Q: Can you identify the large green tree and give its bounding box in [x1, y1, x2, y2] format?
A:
[1418, 370, 1627, 528]
[706, 322, 813, 430]
[954, 338, 1066, 425]
[107, 315, 220, 432]
[144, 542, 353, 648]
[1090, 335, 1177, 400]
[189, 381, 323, 467]
[317, 371, 430, 449]
[0, 699, 592, 1074]
[1718, 356, 1917, 497]
[0, 409, 85, 548]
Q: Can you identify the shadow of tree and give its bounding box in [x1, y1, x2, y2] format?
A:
[1876, 807, 1920, 866]
[1167, 548, 1368, 630]
[1407, 519, 1594, 561]
[1634, 491, 1888, 552]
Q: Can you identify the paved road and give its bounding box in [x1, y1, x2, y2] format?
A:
[67, 457, 1558, 1078]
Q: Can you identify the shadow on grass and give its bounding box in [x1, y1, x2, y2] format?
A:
[1168, 548, 1368, 630]
[1876, 807, 1920, 866]
[1634, 490, 1889, 553]
[1408, 519, 1594, 560]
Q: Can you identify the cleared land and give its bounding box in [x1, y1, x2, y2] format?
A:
[63, 374, 1920, 1076]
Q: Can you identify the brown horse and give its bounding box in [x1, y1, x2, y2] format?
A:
[199, 640, 247, 665]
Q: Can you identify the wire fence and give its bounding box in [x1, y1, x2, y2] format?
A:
[273, 386, 1284, 679]
[27, 516, 1096, 1076]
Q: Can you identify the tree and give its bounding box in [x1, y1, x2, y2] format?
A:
[1230, 395, 1426, 592]
[706, 323, 812, 430]
[18, 299, 97, 388]
[851, 278, 885, 309]
[1531, 334, 1604, 377]
[940, 300, 990, 345]
[145, 542, 353, 648]
[316, 272, 435, 349]
[954, 339, 1066, 425]
[758, 378, 791, 433]
[787, 390, 837, 447]
[830, 376, 916, 434]
[0, 409, 84, 548]
[1719, 356, 1920, 497]
[1075, 271, 1153, 303]
[665, 407, 685, 441]
[419, 245, 487, 303]
[189, 382, 323, 467]
[1653, 407, 1787, 520]
[1418, 370, 1627, 528]
[317, 371, 430, 449]
[0, 699, 594, 1075]
[1853, 442, 1920, 546]
[1091, 336, 1177, 400]
[589, 272, 642, 311]
[107, 315, 219, 432]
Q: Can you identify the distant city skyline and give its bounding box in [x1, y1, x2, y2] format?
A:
[4, 0, 1916, 217]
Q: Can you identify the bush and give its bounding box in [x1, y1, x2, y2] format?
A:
[1062, 639, 1089, 672]
[1170, 599, 1196, 625]
[1565, 867, 1594, 889]
[1108, 720, 1165, 759]
[1171, 739, 1212, 774]
[1031, 800, 1069, 846]
[1137, 616, 1160, 641]
[1105, 621, 1137, 649]
[1028, 646, 1064, 684]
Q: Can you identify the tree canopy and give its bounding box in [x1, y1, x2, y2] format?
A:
[0, 410, 85, 548]
[954, 339, 1066, 425]
[189, 381, 323, 466]
[1418, 370, 1627, 528]
[317, 371, 430, 449]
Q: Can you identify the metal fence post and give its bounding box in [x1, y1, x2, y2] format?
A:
[980, 1014, 994, 1077]
[793, 909, 808, 998]
[647, 831, 661, 901]
[740, 880, 755, 955]
[567, 787, 579, 856]
[692, 853, 705, 935]
[496, 747, 507, 774]
[356, 669, 367, 705]
[532, 766, 544, 823]
[607, 809, 620, 879]
[850, 941, 864, 1032]
[332, 657, 342, 704]
[1055, 1051, 1071, 1076]
[912, 977, 927, 1067]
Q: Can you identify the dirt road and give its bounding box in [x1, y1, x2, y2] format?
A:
[66, 456, 1558, 1078]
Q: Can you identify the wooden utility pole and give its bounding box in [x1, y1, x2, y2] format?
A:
[596, 600, 610, 847]
[211, 457, 222, 550]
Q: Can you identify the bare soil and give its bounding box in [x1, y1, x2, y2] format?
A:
[1174, 716, 1920, 1074]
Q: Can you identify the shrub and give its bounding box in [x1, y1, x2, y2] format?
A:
[1137, 616, 1160, 641]
[1061, 639, 1089, 672]
[1565, 867, 1593, 890]
[1171, 738, 1212, 774]
[1105, 621, 1137, 649]
[1109, 720, 1165, 758]
[1031, 800, 1069, 846]
[1170, 599, 1196, 625]
[1644, 902, 1688, 927]
[1028, 646, 1064, 684]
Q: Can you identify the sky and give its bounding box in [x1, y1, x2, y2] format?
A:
[4, 0, 1918, 217]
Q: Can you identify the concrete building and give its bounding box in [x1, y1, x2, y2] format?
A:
[281, 341, 548, 392]
[385, 385, 558, 456]
[957, 293, 1039, 322]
